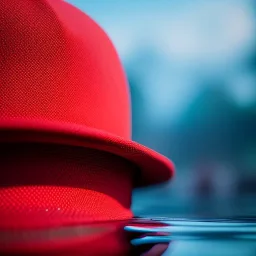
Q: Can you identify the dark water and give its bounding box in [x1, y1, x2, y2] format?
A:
[1, 217, 255, 255]
[125, 217, 256, 255]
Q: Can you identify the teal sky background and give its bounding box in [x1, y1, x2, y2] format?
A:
[66, 0, 256, 121]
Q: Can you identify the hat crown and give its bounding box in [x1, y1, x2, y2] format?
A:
[0, 0, 131, 139]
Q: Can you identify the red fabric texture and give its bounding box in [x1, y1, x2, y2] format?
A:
[0, 144, 133, 254]
[0, 0, 174, 254]
[0, 0, 130, 138]
[0, 143, 134, 229]
[0, 0, 174, 186]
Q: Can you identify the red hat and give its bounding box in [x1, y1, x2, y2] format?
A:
[0, 0, 174, 186]
[0, 0, 174, 254]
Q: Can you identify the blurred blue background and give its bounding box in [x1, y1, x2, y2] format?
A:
[68, 0, 256, 218]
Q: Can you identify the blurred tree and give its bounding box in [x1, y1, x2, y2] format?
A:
[127, 71, 147, 142]
[170, 80, 256, 171]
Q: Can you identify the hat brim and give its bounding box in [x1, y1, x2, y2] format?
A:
[0, 119, 174, 186]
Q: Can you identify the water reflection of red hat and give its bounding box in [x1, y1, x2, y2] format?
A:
[0, 0, 174, 254]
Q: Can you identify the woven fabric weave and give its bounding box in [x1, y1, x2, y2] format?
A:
[0, 143, 134, 229]
[0, 0, 174, 187]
